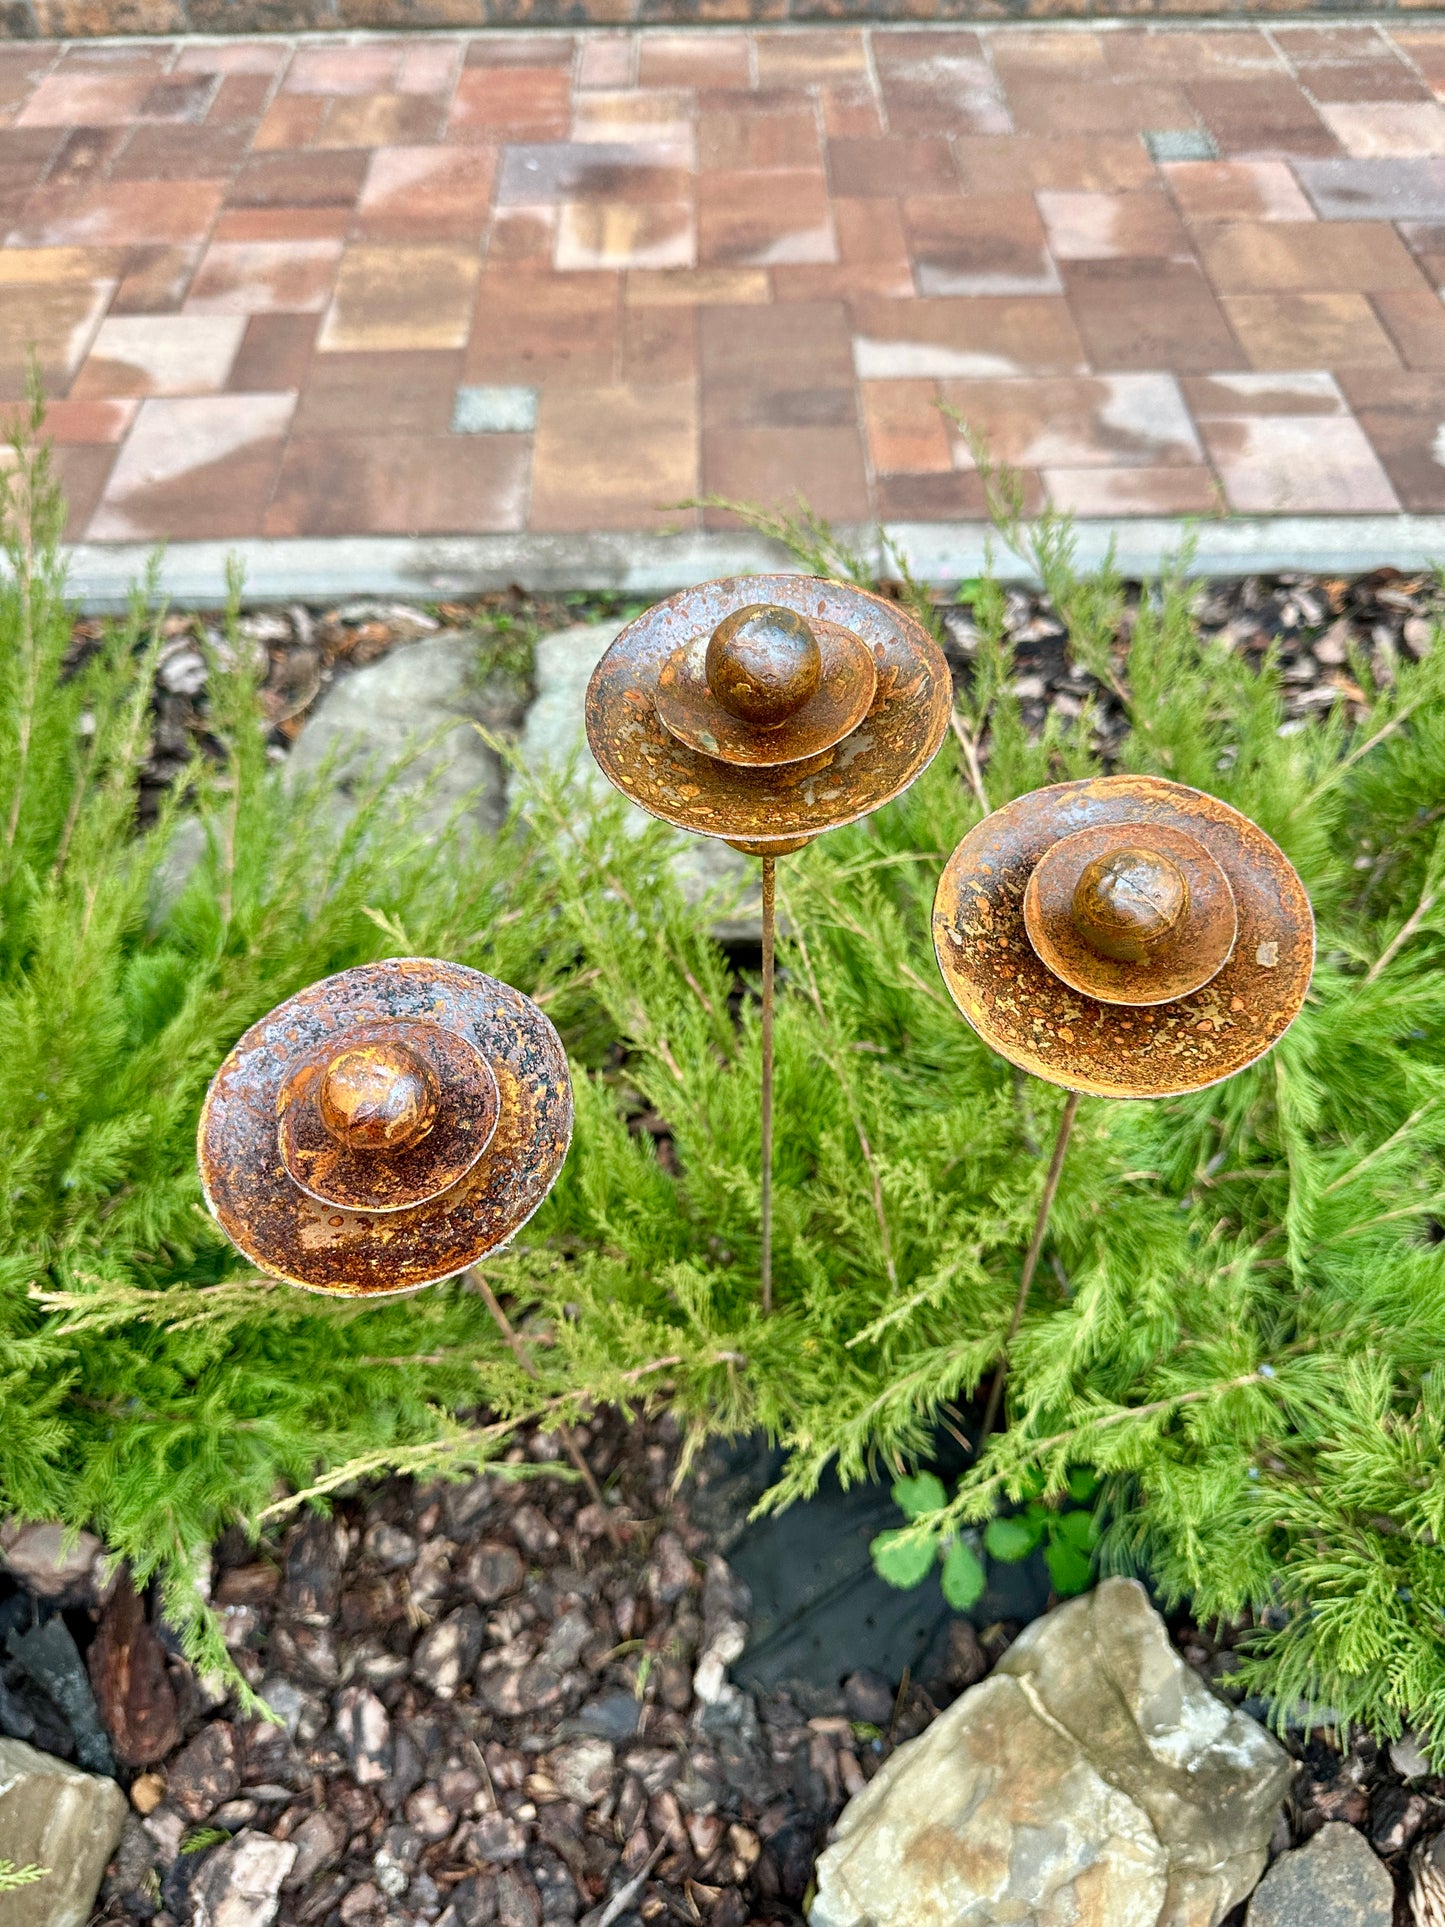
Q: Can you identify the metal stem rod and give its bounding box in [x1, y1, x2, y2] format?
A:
[473, 1271, 622, 1548]
[760, 854, 776, 1316]
[978, 1089, 1081, 1444]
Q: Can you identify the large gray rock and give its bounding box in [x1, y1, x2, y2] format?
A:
[288, 634, 505, 840]
[810, 1577, 1293, 1927]
[0, 1736, 127, 1927]
[1246, 1824, 1393, 1927]
[511, 622, 759, 941]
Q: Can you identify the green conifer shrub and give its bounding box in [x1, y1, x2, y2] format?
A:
[0, 397, 615, 1683]
[505, 497, 1445, 1742]
[5, 386, 1445, 1741]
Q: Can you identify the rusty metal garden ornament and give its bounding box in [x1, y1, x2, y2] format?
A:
[933, 773, 1314, 1435]
[199, 957, 572, 1297]
[587, 575, 951, 1310]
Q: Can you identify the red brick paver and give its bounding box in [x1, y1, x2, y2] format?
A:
[6, 23, 1445, 545]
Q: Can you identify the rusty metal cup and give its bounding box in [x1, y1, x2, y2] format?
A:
[199, 958, 572, 1296]
[586, 574, 952, 1307]
[934, 774, 1314, 1100]
[933, 772, 1315, 1438]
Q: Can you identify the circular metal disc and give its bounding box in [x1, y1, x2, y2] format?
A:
[933, 776, 1314, 1099]
[199, 959, 573, 1296]
[277, 1020, 500, 1213]
[586, 575, 952, 847]
[655, 618, 878, 768]
[1023, 822, 1238, 1008]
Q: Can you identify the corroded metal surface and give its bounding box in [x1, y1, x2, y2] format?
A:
[277, 1020, 500, 1212]
[707, 604, 821, 725]
[199, 959, 572, 1296]
[586, 574, 951, 848]
[1024, 822, 1238, 1008]
[655, 612, 877, 768]
[726, 833, 816, 856]
[934, 775, 1314, 1099]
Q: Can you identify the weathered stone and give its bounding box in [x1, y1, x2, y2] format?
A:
[334, 1686, 393, 1786]
[510, 1503, 559, 1557]
[403, 1784, 456, 1842]
[468, 1810, 528, 1864]
[282, 1810, 346, 1890]
[495, 1866, 543, 1927]
[477, 1664, 565, 1717]
[412, 1607, 484, 1701]
[278, 1515, 345, 1625]
[0, 1736, 127, 1927]
[190, 1830, 298, 1927]
[168, 1721, 240, 1821]
[87, 1569, 181, 1767]
[512, 622, 758, 940]
[1392, 1730, 1433, 1781]
[463, 1542, 524, 1606]
[549, 1737, 615, 1807]
[0, 1522, 105, 1601]
[540, 1606, 593, 1672]
[648, 1530, 696, 1605]
[288, 634, 505, 842]
[811, 1578, 1293, 1927]
[6, 1617, 115, 1775]
[1247, 1823, 1393, 1927]
[571, 1688, 640, 1741]
[363, 1523, 418, 1572]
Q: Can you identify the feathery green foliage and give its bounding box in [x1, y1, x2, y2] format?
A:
[0, 393, 614, 1688]
[0, 1861, 47, 1891]
[5, 388, 1445, 1740]
[506, 487, 1445, 1742]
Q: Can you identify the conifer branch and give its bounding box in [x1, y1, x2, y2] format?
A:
[1366, 885, 1439, 983]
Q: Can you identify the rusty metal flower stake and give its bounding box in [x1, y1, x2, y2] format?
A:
[586, 576, 951, 1311]
[198, 958, 615, 1527]
[932, 774, 1315, 1439]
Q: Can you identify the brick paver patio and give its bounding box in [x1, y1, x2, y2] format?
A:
[6, 22, 1445, 552]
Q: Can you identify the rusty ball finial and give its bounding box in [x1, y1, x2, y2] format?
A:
[316, 1041, 438, 1153]
[706, 604, 822, 728]
[1071, 845, 1190, 965]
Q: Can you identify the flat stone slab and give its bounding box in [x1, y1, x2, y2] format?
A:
[0, 1736, 127, 1927]
[513, 621, 759, 942]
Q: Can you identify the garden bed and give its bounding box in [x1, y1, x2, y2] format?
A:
[6, 414, 1445, 1927]
[0, 1412, 1435, 1927]
[112, 568, 1442, 806]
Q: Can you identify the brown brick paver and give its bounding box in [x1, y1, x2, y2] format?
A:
[8, 22, 1445, 545]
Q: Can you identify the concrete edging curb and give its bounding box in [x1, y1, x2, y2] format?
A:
[46, 519, 1445, 610]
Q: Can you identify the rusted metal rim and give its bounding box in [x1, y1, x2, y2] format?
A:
[585, 574, 951, 848]
[655, 619, 877, 769]
[1023, 822, 1238, 1008]
[932, 775, 1314, 1099]
[277, 1019, 500, 1213]
[198, 958, 572, 1296]
[726, 833, 816, 856]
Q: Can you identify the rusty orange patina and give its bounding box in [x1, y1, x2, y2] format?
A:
[655, 609, 877, 770]
[586, 574, 951, 850]
[1024, 821, 1239, 1009]
[933, 775, 1314, 1099]
[198, 958, 572, 1296]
